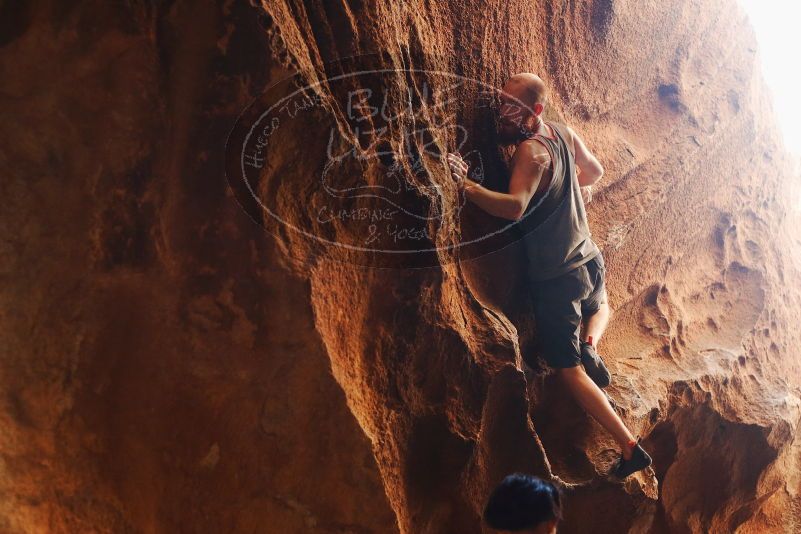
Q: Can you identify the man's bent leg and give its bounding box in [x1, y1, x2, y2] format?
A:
[558, 365, 635, 455]
[580, 255, 610, 347]
[581, 299, 610, 346]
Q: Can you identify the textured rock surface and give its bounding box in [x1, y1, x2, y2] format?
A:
[2, 0, 801, 533]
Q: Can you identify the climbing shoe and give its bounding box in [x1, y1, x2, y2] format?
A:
[612, 438, 653, 479]
[580, 340, 611, 388]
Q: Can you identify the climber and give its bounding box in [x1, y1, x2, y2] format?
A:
[482, 473, 561, 533]
[446, 73, 651, 479]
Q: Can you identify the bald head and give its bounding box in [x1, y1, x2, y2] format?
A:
[503, 73, 548, 109]
[496, 73, 548, 145]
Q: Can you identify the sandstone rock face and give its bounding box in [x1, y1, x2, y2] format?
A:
[1, 1, 800, 533]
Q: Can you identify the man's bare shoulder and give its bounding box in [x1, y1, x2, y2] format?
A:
[511, 139, 551, 171]
[514, 138, 551, 159]
[552, 121, 577, 158]
[550, 120, 571, 134]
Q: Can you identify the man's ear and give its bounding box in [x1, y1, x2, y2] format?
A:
[534, 102, 544, 116]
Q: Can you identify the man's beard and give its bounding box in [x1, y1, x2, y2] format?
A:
[497, 122, 534, 146]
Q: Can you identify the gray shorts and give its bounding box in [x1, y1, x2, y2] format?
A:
[528, 253, 607, 369]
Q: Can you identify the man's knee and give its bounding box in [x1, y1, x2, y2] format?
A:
[598, 293, 610, 314]
[583, 299, 609, 319]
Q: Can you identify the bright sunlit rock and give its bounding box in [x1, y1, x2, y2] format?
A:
[738, 0, 801, 156]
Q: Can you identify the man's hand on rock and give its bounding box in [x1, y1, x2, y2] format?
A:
[447, 152, 469, 190]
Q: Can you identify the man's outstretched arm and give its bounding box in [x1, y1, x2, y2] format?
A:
[447, 141, 549, 221]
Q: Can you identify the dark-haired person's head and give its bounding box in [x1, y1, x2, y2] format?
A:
[482, 473, 562, 534]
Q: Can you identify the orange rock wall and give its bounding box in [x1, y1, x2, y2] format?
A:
[1, 0, 800, 533]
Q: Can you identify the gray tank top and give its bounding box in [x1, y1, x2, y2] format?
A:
[517, 120, 600, 281]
